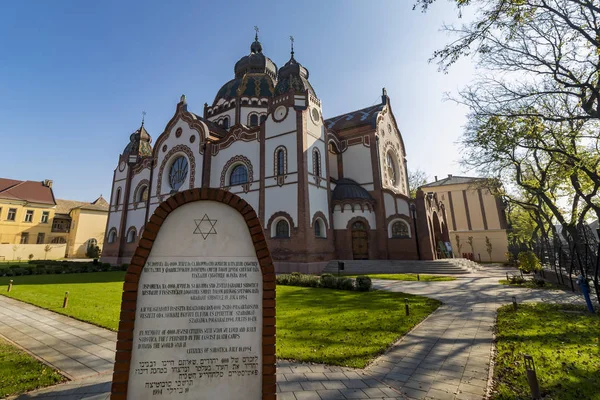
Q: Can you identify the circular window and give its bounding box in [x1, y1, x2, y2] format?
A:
[386, 152, 397, 187]
[311, 108, 320, 123]
[169, 156, 189, 191]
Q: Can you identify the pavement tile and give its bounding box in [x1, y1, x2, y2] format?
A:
[294, 391, 321, 400]
[316, 389, 344, 399]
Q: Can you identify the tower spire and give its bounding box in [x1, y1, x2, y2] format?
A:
[289, 35, 294, 58]
[141, 111, 146, 126]
[254, 25, 259, 41]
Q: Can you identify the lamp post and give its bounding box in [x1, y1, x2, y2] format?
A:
[410, 203, 421, 260]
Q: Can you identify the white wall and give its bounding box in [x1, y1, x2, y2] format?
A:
[265, 106, 296, 138]
[342, 145, 373, 185]
[384, 192, 396, 218]
[210, 140, 260, 189]
[0, 243, 67, 261]
[397, 198, 410, 216]
[332, 204, 376, 230]
[265, 185, 298, 228]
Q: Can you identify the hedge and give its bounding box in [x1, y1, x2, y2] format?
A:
[276, 272, 372, 292]
[0, 261, 129, 276]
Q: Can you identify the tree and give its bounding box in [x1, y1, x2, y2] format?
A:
[43, 244, 52, 260]
[414, 0, 600, 123]
[86, 245, 101, 260]
[485, 236, 493, 261]
[408, 169, 429, 197]
[467, 236, 474, 254]
[11, 245, 18, 261]
[455, 234, 463, 256]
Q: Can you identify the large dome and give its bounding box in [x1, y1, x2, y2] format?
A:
[213, 36, 277, 105]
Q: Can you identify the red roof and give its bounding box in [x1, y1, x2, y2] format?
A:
[0, 178, 56, 205]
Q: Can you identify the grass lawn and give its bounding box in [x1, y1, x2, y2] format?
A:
[493, 303, 600, 400]
[0, 272, 440, 368]
[498, 279, 557, 290]
[344, 273, 456, 282]
[0, 337, 65, 397]
[0, 272, 125, 330]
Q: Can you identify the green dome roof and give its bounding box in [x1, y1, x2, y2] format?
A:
[214, 73, 276, 105]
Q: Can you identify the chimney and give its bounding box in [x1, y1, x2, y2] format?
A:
[448, 174, 453, 178]
[434, 175, 438, 181]
[43, 179, 53, 188]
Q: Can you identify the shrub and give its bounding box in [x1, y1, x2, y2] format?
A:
[505, 252, 515, 265]
[517, 251, 542, 273]
[320, 274, 337, 289]
[532, 277, 546, 287]
[121, 264, 129, 271]
[509, 275, 526, 285]
[35, 265, 47, 275]
[335, 277, 354, 291]
[355, 276, 372, 292]
[109, 264, 123, 272]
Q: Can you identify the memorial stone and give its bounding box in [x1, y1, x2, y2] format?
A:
[111, 189, 276, 400]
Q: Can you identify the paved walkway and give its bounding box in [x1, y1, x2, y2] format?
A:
[4, 266, 586, 400]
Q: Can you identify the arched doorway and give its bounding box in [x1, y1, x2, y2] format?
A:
[351, 221, 369, 260]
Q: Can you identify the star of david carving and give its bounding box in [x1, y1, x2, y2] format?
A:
[193, 214, 217, 240]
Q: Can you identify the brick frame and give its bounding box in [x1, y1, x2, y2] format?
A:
[110, 187, 276, 400]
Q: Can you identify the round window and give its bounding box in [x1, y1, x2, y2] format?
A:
[311, 108, 320, 123]
[386, 152, 397, 187]
[169, 156, 188, 191]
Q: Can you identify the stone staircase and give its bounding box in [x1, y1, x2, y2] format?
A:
[322, 258, 480, 275]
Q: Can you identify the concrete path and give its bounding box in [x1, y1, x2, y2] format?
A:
[0, 296, 116, 381]
[4, 266, 587, 400]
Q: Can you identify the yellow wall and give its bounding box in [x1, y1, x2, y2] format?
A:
[67, 209, 108, 258]
[0, 201, 60, 245]
[0, 243, 67, 261]
[424, 182, 509, 262]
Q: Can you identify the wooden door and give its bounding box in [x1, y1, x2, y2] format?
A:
[351, 221, 369, 260]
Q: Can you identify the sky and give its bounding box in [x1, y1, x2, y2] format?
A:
[0, 0, 476, 202]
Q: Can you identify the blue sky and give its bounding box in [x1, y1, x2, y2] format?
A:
[0, 0, 474, 201]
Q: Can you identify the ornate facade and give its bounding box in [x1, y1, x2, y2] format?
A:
[101, 35, 450, 272]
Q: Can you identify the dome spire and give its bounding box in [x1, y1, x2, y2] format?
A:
[251, 26, 262, 53]
[289, 35, 295, 58]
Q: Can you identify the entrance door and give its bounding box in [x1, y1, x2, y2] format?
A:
[351, 221, 369, 260]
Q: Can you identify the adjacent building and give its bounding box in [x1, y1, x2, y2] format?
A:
[0, 178, 109, 260]
[420, 175, 509, 262]
[102, 35, 450, 272]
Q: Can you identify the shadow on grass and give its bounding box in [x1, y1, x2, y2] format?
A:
[275, 286, 440, 368]
[0, 271, 126, 285]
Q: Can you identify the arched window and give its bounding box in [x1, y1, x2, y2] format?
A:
[222, 117, 230, 129]
[138, 186, 148, 203]
[276, 148, 286, 176]
[115, 188, 121, 207]
[126, 227, 137, 243]
[229, 165, 248, 186]
[386, 152, 397, 187]
[313, 149, 321, 177]
[249, 114, 259, 127]
[314, 218, 325, 238]
[169, 156, 189, 191]
[391, 220, 410, 238]
[107, 229, 117, 244]
[259, 115, 267, 125]
[352, 221, 366, 231]
[275, 220, 290, 238]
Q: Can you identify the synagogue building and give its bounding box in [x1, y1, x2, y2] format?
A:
[101, 35, 451, 272]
